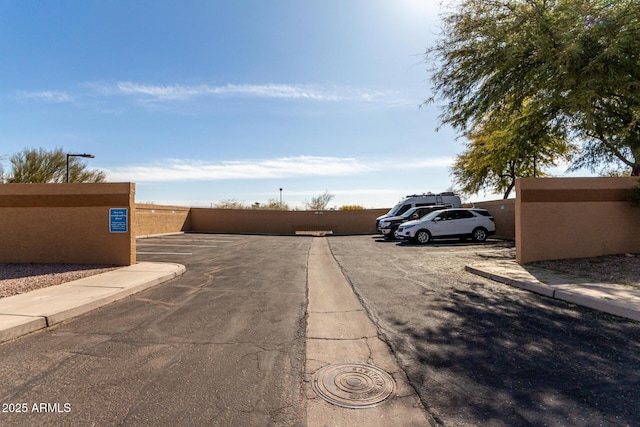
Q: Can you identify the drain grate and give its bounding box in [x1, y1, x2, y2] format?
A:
[312, 362, 396, 409]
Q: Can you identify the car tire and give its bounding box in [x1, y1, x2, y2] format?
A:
[391, 226, 400, 240]
[415, 230, 431, 244]
[472, 227, 488, 242]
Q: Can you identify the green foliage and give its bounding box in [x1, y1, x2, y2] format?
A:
[5, 147, 105, 183]
[452, 101, 576, 198]
[600, 167, 632, 177]
[304, 191, 335, 210]
[339, 205, 365, 210]
[427, 0, 640, 177]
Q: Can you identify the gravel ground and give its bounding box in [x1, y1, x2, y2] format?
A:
[530, 253, 640, 289]
[0, 264, 119, 298]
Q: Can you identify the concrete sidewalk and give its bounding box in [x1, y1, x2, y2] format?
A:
[306, 237, 435, 426]
[0, 262, 185, 343]
[466, 260, 640, 322]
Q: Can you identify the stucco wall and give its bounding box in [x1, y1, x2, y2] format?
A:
[189, 208, 388, 235]
[135, 204, 191, 237]
[0, 183, 135, 265]
[516, 177, 640, 263]
[472, 199, 516, 240]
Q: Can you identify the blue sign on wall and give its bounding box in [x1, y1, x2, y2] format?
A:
[109, 208, 128, 233]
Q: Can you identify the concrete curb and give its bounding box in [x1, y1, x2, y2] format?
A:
[465, 263, 640, 322]
[0, 262, 186, 343]
[306, 237, 436, 426]
[465, 265, 555, 297]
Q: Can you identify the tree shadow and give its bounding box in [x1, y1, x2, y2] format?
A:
[390, 286, 640, 426]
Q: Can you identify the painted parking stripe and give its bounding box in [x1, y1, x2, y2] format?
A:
[137, 244, 218, 248]
[136, 252, 193, 255]
[138, 239, 237, 243]
[426, 249, 513, 255]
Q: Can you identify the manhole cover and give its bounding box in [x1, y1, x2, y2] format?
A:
[312, 362, 396, 408]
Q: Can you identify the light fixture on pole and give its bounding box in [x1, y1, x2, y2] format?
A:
[66, 153, 95, 183]
[279, 188, 283, 208]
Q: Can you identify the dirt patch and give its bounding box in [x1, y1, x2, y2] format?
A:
[529, 253, 640, 289]
[0, 264, 120, 298]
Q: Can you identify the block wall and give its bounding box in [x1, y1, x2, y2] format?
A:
[135, 204, 191, 237]
[472, 198, 516, 240]
[516, 177, 639, 263]
[189, 208, 388, 235]
[0, 183, 135, 265]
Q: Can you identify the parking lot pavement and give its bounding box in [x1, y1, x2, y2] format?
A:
[3, 233, 640, 426]
[0, 234, 310, 426]
[328, 235, 640, 427]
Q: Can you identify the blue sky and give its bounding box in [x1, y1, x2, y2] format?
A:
[0, 0, 575, 208]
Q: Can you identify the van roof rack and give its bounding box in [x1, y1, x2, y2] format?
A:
[404, 192, 458, 198]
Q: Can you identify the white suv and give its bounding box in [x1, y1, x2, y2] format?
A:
[396, 208, 495, 244]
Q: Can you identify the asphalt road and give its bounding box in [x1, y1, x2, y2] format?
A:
[0, 234, 310, 426]
[329, 235, 640, 427]
[2, 234, 640, 426]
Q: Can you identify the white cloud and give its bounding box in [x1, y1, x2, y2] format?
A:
[105, 155, 372, 182]
[17, 90, 72, 103]
[15, 82, 409, 108]
[115, 82, 201, 99]
[112, 81, 400, 104]
[104, 155, 451, 182]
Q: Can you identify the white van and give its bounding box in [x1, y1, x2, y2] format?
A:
[375, 192, 462, 228]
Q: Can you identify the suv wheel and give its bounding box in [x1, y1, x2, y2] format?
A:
[472, 227, 488, 242]
[392, 226, 400, 240]
[415, 230, 431, 244]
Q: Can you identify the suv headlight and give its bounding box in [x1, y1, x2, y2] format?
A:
[380, 221, 390, 227]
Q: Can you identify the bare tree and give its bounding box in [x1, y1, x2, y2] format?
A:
[304, 191, 334, 210]
[213, 199, 247, 209]
[260, 198, 290, 210]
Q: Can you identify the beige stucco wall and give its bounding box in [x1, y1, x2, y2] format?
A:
[6, 179, 636, 266]
[0, 183, 135, 265]
[135, 204, 191, 237]
[189, 208, 388, 235]
[472, 198, 516, 240]
[516, 177, 640, 263]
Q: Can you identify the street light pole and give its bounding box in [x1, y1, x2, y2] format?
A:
[279, 188, 283, 208]
[66, 153, 95, 183]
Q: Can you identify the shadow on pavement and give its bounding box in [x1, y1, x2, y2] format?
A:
[393, 286, 640, 426]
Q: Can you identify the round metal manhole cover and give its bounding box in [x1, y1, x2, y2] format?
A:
[312, 362, 396, 408]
